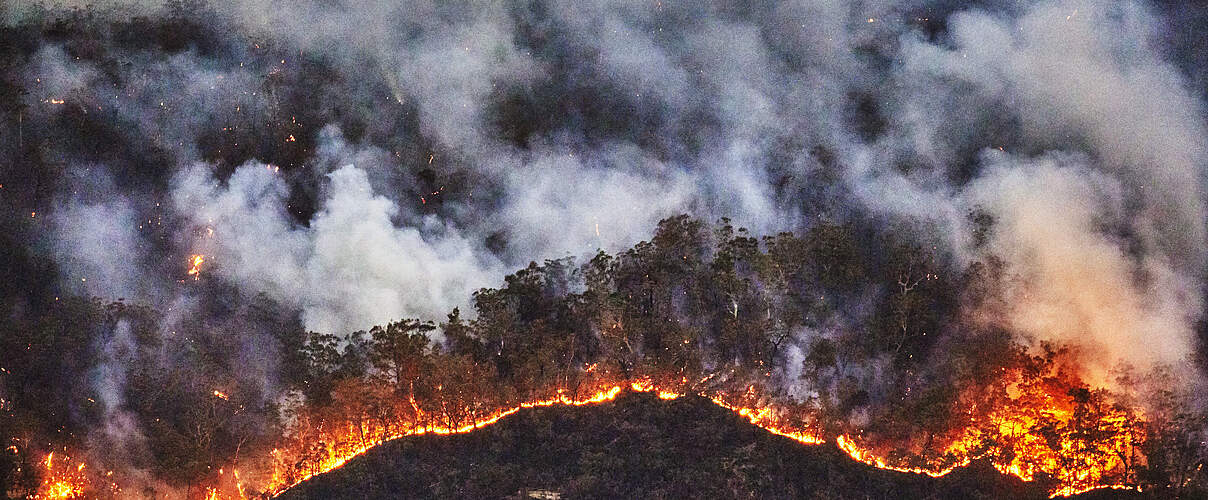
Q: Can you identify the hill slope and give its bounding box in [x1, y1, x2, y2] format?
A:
[278, 391, 1139, 499]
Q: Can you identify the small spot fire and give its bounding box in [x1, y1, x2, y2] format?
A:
[187, 255, 206, 280]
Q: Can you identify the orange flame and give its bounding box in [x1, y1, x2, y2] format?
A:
[264, 373, 1140, 498]
[831, 374, 1143, 498]
[187, 254, 205, 280]
[265, 380, 833, 496]
[33, 451, 87, 500]
[29, 372, 1142, 499]
[264, 384, 630, 495]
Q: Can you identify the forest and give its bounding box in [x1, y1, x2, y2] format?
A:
[3, 214, 1207, 498]
[2, 0, 1208, 498]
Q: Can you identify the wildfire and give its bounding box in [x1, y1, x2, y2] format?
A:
[20, 373, 1140, 498]
[629, 379, 681, 400]
[20, 375, 1144, 499]
[20, 366, 1134, 500]
[264, 374, 1143, 499]
[836, 435, 961, 477]
[33, 452, 87, 500]
[201, 466, 247, 500]
[187, 254, 205, 280]
[710, 397, 824, 446]
[266, 384, 631, 495]
[830, 371, 1143, 498]
[266, 379, 831, 496]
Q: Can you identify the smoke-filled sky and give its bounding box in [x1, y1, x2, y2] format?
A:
[4, 0, 1207, 384]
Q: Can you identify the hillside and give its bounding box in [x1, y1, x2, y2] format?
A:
[277, 391, 1136, 500]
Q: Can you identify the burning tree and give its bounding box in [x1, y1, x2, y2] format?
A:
[3, 216, 1207, 499]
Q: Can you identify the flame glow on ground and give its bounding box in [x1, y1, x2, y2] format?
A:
[33, 377, 1140, 499]
[32, 452, 87, 500]
[258, 378, 1135, 499]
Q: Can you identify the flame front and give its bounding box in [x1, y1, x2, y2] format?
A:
[29, 377, 1143, 499]
[831, 367, 1143, 498]
[265, 385, 630, 494]
[266, 379, 847, 496]
[263, 372, 1141, 499]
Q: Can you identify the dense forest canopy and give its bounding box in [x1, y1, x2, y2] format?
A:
[3, 215, 1206, 497]
[1, 0, 1207, 498]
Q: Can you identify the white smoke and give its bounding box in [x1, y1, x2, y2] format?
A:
[172, 161, 502, 335]
[888, 0, 1208, 381]
[964, 152, 1201, 382]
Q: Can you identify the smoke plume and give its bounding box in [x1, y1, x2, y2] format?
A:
[2, 3, 1207, 493]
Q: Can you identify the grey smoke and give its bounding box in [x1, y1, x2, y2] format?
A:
[90, 319, 152, 481]
[893, 0, 1207, 381]
[10, 0, 1206, 386]
[51, 197, 150, 300]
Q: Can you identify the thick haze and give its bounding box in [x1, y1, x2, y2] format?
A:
[5, 0, 1207, 383]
